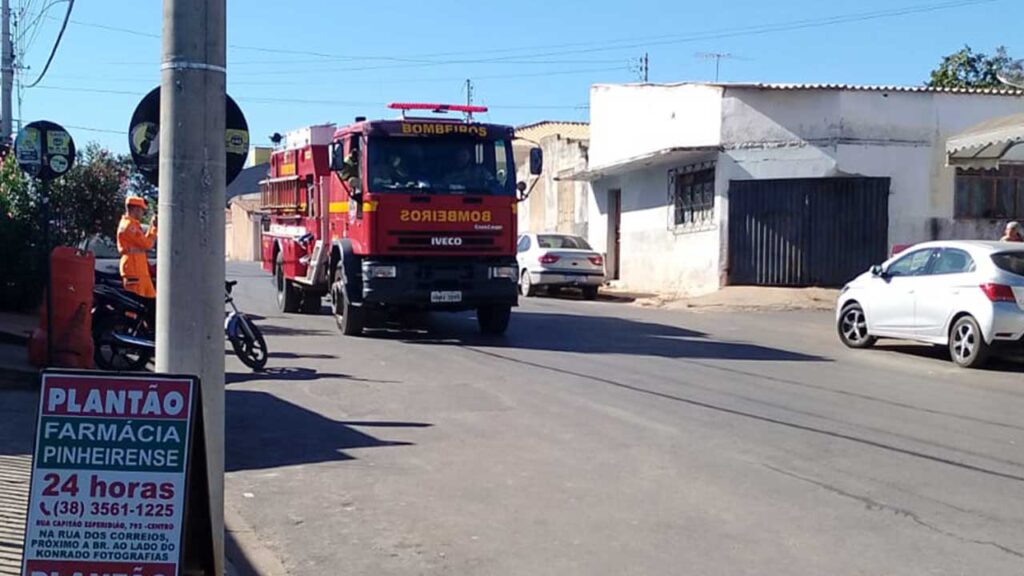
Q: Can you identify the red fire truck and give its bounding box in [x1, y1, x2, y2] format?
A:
[259, 103, 542, 336]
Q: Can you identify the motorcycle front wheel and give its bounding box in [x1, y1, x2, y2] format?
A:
[229, 316, 268, 371]
[93, 315, 152, 371]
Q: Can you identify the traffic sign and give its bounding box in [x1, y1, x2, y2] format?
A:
[15, 121, 76, 181]
[128, 86, 250, 187]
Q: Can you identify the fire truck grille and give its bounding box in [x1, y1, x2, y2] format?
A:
[388, 230, 502, 253]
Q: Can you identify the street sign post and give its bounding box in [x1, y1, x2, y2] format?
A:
[128, 86, 249, 187]
[20, 370, 214, 576]
[15, 120, 76, 366]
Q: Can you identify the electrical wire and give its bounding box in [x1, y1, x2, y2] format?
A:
[23, 0, 71, 88]
[46, 0, 995, 71]
[30, 84, 591, 110]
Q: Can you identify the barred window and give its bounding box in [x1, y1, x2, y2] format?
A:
[670, 162, 716, 227]
[955, 165, 1024, 219]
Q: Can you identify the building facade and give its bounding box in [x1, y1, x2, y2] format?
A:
[513, 121, 590, 237]
[571, 82, 1024, 296]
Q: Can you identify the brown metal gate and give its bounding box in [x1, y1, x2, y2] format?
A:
[727, 177, 889, 287]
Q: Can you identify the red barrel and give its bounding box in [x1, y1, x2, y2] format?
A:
[28, 247, 95, 368]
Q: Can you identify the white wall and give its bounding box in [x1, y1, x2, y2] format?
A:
[588, 83, 723, 167]
[587, 84, 1024, 295]
[515, 136, 590, 235]
[588, 152, 721, 297]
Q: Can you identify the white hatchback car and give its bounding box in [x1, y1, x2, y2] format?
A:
[516, 233, 606, 299]
[836, 241, 1024, 368]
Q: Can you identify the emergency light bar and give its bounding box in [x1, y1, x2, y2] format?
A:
[388, 102, 488, 121]
[388, 102, 489, 114]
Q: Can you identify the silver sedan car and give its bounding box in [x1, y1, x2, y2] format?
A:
[836, 240, 1024, 368]
[516, 233, 606, 299]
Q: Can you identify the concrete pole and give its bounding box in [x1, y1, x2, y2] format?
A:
[2, 0, 13, 143]
[156, 1, 226, 573]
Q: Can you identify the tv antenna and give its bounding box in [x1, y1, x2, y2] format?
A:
[695, 52, 738, 82]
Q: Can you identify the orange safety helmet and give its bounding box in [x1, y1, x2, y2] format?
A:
[125, 196, 147, 210]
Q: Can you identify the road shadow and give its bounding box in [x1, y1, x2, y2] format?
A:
[394, 311, 825, 362]
[224, 350, 337, 361]
[874, 343, 1024, 373]
[225, 389, 430, 472]
[258, 323, 334, 337]
[527, 287, 650, 304]
[269, 351, 338, 360]
[226, 367, 393, 385]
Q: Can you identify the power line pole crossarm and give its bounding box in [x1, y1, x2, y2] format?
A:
[158, 0, 226, 574]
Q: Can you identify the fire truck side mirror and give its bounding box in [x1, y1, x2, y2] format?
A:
[529, 147, 543, 175]
[330, 143, 345, 171]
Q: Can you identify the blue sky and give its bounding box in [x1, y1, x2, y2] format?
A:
[12, 0, 1024, 154]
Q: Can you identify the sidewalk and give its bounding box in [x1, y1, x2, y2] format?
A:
[609, 285, 840, 312]
[0, 388, 36, 576]
[0, 310, 37, 389]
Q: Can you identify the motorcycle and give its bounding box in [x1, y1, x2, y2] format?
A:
[224, 280, 268, 370]
[91, 276, 268, 371]
[92, 276, 154, 371]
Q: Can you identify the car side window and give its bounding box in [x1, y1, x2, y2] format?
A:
[517, 236, 531, 253]
[929, 249, 975, 275]
[886, 249, 935, 277]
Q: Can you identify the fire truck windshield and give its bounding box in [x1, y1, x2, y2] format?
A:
[368, 137, 514, 196]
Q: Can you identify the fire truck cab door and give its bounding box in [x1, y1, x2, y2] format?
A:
[346, 135, 364, 222]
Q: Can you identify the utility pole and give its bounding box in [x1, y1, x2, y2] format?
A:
[465, 78, 474, 120]
[157, 1, 226, 574]
[2, 0, 13, 143]
[642, 52, 649, 83]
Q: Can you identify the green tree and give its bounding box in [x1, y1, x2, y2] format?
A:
[0, 144, 150, 310]
[927, 45, 1017, 89]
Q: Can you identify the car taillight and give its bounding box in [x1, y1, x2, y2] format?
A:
[588, 255, 603, 266]
[539, 254, 560, 264]
[980, 283, 1016, 302]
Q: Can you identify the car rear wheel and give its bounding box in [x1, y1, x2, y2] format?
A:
[582, 286, 599, 301]
[520, 270, 536, 297]
[949, 315, 990, 368]
[838, 303, 876, 349]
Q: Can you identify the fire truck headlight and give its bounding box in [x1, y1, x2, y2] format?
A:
[489, 266, 518, 281]
[367, 265, 397, 279]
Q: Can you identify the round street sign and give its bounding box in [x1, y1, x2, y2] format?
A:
[128, 86, 250, 187]
[14, 121, 76, 181]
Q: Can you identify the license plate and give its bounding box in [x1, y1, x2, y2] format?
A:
[430, 290, 462, 303]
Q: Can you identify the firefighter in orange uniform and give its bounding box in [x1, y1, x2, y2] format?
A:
[117, 196, 158, 298]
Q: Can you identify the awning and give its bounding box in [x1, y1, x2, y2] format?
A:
[557, 146, 720, 182]
[946, 113, 1024, 169]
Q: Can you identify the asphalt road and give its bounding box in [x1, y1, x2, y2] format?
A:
[223, 262, 1024, 576]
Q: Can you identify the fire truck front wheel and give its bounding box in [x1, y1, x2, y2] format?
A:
[275, 253, 301, 313]
[332, 268, 365, 336]
[477, 305, 511, 336]
[334, 288, 365, 336]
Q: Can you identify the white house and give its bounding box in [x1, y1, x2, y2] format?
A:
[565, 82, 1024, 296]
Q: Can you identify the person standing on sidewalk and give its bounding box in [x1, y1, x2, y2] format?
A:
[1000, 221, 1023, 242]
[117, 196, 158, 299]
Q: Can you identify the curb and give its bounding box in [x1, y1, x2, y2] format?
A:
[225, 503, 289, 576]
